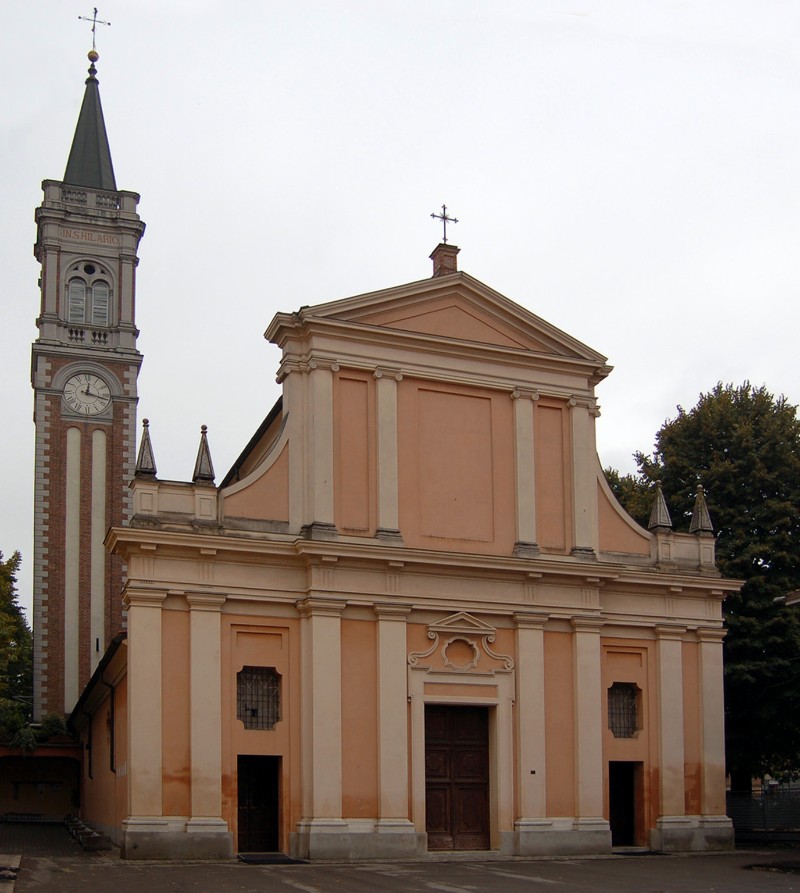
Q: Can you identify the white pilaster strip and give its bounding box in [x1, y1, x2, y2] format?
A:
[187, 592, 226, 821]
[64, 427, 81, 710]
[656, 626, 687, 817]
[512, 391, 536, 548]
[298, 597, 344, 818]
[125, 588, 166, 817]
[698, 628, 728, 817]
[90, 429, 107, 673]
[375, 373, 400, 533]
[310, 365, 335, 527]
[514, 613, 548, 819]
[569, 401, 598, 554]
[375, 603, 412, 818]
[571, 616, 605, 820]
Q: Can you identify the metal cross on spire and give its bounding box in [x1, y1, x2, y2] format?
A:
[431, 204, 458, 244]
[79, 7, 111, 51]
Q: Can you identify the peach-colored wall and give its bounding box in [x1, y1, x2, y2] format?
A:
[544, 631, 575, 816]
[77, 672, 128, 840]
[597, 483, 650, 555]
[223, 444, 290, 522]
[236, 411, 284, 480]
[601, 639, 659, 842]
[162, 608, 190, 816]
[341, 619, 379, 817]
[397, 379, 515, 553]
[115, 676, 128, 830]
[221, 616, 302, 851]
[682, 641, 702, 814]
[535, 402, 572, 552]
[334, 373, 376, 534]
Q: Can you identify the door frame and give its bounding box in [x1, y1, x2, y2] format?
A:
[409, 667, 514, 851]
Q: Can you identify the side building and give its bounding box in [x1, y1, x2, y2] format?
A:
[72, 242, 739, 860]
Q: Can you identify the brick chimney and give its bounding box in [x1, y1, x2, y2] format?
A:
[430, 243, 460, 277]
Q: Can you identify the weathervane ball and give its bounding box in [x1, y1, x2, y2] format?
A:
[88, 49, 99, 63]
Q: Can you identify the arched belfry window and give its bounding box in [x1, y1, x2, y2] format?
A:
[608, 682, 641, 738]
[236, 666, 281, 730]
[66, 262, 113, 326]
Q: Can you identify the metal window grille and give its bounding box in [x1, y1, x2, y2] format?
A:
[608, 682, 638, 738]
[237, 666, 281, 730]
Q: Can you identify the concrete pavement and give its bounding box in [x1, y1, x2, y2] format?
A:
[4, 824, 800, 892]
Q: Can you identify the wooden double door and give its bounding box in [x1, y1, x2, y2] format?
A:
[425, 705, 490, 850]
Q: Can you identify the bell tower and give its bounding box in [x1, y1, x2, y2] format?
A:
[31, 49, 145, 717]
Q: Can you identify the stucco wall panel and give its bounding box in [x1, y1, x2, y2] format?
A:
[682, 641, 702, 814]
[341, 619, 379, 817]
[597, 480, 651, 555]
[222, 443, 290, 522]
[535, 403, 571, 552]
[162, 608, 190, 816]
[334, 374, 375, 534]
[544, 630, 575, 816]
[397, 380, 515, 554]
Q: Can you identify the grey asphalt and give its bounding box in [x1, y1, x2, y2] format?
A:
[5, 824, 800, 892]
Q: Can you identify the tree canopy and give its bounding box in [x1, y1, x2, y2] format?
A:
[0, 550, 32, 720]
[607, 382, 800, 789]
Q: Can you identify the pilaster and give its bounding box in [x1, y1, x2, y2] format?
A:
[374, 370, 403, 541]
[123, 588, 166, 820]
[570, 615, 609, 843]
[185, 590, 232, 857]
[569, 399, 599, 558]
[295, 596, 347, 858]
[697, 628, 731, 824]
[511, 390, 539, 557]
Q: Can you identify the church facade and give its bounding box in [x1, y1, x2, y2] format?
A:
[39, 51, 739, 862]
[76, 245, 736, 859]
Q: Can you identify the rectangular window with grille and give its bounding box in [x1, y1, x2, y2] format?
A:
[237, 666, 281, 730]
[608, 682, 639, 738]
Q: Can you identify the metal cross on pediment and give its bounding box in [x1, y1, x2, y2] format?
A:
[79, 7, 111, 50]
[431, 204, 458, 244]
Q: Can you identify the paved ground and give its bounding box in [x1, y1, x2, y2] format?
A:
[4, 824, 800, 892]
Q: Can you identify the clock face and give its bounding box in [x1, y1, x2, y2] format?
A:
[63, 373, 112, 416]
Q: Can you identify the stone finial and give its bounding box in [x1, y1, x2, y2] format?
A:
[192, 424, 216, 485]
[689, 484, 714, 535]
[134, 419, 157, 478]
[647, 480, 672, 531]
[430, 243, 460, 277]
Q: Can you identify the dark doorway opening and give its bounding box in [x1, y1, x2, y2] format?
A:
[609, 760, 641, 846]
[237, 755, 280, 853]
[425, 704, 490, 850]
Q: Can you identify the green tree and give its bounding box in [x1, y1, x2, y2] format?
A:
[612, 383, 800, 790]
[603, 466, 651, 528]
[0, 551, 32, 718]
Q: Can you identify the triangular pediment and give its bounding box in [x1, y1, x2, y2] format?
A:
[287, 272, 606, 363]
[428, 611, 497, 636]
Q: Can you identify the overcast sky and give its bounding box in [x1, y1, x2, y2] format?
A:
[4, 1, 800, 619]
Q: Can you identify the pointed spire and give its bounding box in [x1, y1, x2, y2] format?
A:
[648, 480, 672, 531]
[134, 419, 157, 478]
[63, 50, 117, 191]
[192, 425, 216, 485]
[689, 484, 714, 535]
